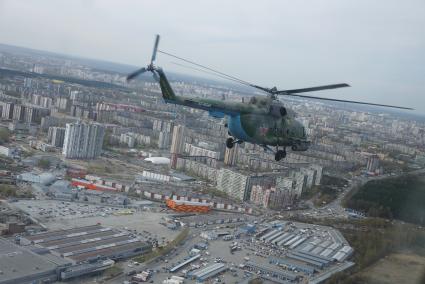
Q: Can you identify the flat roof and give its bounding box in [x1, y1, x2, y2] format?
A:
[43, 230, 117, 247]
[25, 225, 103, 241]
[0, 238, 61, 283]
[245, 261, 297, 281]
[169, 254, 201, 273]
[198, 265, 227, 281]
[69, 241, 150, 262]
[23, 225, 152, 264]
[57, 235, 134, 254]
[270, 257, 315, 274]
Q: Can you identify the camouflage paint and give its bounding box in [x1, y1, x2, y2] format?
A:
[156, 68, 309, 147]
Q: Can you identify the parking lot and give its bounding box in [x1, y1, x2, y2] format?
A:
[12, 199, 180, 242]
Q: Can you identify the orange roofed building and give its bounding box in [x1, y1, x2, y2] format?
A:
[166, 198, 211, 213]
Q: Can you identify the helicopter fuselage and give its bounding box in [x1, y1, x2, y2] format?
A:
[157, 68, 309, 151]
[227, 112, 308, 148]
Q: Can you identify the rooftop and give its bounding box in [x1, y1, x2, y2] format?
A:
[0, 238, 65, 283]
[144, 157, 170, 164]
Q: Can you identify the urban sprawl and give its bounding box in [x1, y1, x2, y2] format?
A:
[0, 46, 423, 284]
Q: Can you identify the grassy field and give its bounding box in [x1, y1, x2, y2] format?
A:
[0, 184, 33, 199]
[357, 252, 425, 284]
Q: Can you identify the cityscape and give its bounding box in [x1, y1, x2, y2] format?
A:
[0, 2, 425, 284]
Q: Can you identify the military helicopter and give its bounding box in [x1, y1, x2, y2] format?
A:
[127, 35, 413, 161]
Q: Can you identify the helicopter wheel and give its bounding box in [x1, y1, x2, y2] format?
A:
[275, 149, 286, 161]
[226, 137, 235, 149]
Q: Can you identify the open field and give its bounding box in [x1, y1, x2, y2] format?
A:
[69, 157, 143, 180]
[357, 252, 425, 284]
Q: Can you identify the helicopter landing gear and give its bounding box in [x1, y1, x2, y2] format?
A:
[274, 148, 286, 161]
[226, 137, 234, 149]
[226, 137, 242, 149]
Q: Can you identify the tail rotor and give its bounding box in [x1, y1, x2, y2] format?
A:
[126, 34, 160, 82]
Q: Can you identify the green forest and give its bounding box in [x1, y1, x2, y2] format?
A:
[346, 175, 425, 225]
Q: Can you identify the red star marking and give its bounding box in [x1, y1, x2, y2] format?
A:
[259, 127, 269, 136]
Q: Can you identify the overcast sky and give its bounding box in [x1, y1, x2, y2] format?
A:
[0, 0, 424, 113]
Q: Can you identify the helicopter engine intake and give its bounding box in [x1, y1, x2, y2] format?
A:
[291, 141, 310, 151]
[269, 104, 287, 117]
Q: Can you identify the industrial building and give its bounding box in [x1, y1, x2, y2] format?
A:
[189, 263, 228, 282]
[169, 254, 201, 273]
[62, 122, 105, 159]
[17, 172, 56, 185]
[71, 178, 119, 192]
[166, 198, 211, 213]
[0, 236, 124, 283]
[179, 214, 250, 227]
[19, 224, 152, 263]
[269, 257, 315, 275]
[243, 261, 298, 282]
[0, 237, 71, 284]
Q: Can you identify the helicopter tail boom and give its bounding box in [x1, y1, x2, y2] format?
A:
[156, 68, 177, 101]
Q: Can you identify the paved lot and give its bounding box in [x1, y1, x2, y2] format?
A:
[13, 199, 179, 242]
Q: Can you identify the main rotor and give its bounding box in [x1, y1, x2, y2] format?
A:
[127, 35, 413, 111]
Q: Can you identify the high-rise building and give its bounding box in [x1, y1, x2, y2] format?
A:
[25, 106, 50, 123]
[217, 168, 250, 201]
[62, 122, 105, 159]
[158, 131, 171, 149]
[31, 94, 42, 105]
[12, 105, 26, 121]
[1, 102, 14, 119]
[224, 143, 238, 166]
[120, 133, 136, 148]
[170, 125, 186, 154]
[366, 154, 380, 173]
[170, 125, 186, 168]
[48, 127, 66, 148]
[185, 143, 220, 160]
[55, 97, 69, 110]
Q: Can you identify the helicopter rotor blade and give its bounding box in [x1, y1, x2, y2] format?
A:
[157, 49, 412, 110]
[274, 83, 350, 94]
[158, 49, 256, 88]
[151, 34, 160, 64]
[280, 93, 413, 110]
[126, 67, 147, 81]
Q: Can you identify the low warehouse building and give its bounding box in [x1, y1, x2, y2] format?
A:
[166, 198, 211, 213]
[0, 238, 71, 284]
[20, 225, 152, 263]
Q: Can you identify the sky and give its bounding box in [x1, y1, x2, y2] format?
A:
[0, 0, 424, 113]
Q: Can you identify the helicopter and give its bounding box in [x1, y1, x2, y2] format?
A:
[127, 35, 413, 161]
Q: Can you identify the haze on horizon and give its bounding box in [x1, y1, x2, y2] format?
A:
[0, 0, 424, 114]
